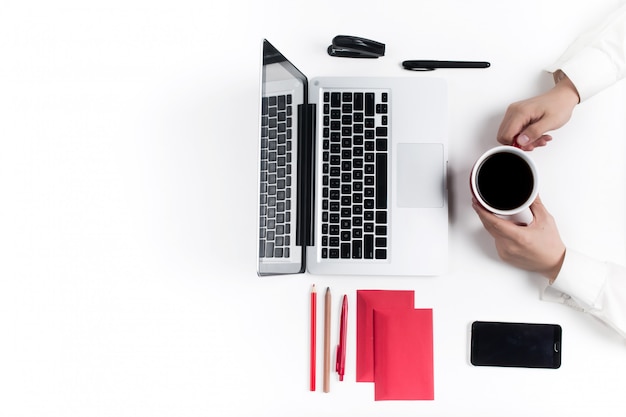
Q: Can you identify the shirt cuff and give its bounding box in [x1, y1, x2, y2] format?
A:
[559, 48, 619, 101]
[549, 249, 609, 309]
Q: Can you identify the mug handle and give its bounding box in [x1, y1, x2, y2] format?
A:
[496, 208, 534, 226]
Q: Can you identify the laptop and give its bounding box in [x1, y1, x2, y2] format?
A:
[257, 39, 448, 276]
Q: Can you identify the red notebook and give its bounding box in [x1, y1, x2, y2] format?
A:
[373, 308, 434, 401]
[356, 290, 415, 382]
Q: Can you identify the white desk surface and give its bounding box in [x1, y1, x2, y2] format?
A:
[2, 1, 626, 416]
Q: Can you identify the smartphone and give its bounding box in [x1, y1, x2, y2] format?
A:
[470, 321, 562, 369]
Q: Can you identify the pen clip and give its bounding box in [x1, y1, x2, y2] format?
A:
[402, 63, 436, 71]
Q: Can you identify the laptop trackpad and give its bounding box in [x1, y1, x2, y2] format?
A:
[396, 143, 444, 208]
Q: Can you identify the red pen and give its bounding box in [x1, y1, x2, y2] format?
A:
[336, 294, 348, 381]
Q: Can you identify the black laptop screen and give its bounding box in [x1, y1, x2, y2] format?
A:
[262, 39, 307, 97]
[258, 39, 310, 276]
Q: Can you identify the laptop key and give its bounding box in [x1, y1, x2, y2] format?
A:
[375, 153, 387, 209]
[341, 243, 351, 258]
[352, 241, 362, 259]
[365, 93, 375, 116]
[354, 93, 364, 110]
[364, 235, 374, 259]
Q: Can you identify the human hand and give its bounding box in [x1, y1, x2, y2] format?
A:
[472, 195, 566, 281]
[497, 73, 580, 151]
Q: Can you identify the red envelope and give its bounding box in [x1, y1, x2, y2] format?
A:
[373, 308, 434, 401]
[356, 290, 415, 382]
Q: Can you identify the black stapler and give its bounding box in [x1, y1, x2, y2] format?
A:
[327, 35, 386, 58]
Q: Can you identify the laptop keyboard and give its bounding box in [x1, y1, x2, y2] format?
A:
[320, 90, 389, 260]
[259, 94, 293, 259]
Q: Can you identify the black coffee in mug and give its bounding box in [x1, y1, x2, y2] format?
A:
[476, 152, 534, 211]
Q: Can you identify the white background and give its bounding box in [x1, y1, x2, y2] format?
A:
[1, 1, 626, 416]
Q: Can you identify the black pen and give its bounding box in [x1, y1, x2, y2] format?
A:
[403, 60, 491, 71]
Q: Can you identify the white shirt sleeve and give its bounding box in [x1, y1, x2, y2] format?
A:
[545, 3, 626, 101]
[539, 5, 626, 339]
[542, 249, 626, 339]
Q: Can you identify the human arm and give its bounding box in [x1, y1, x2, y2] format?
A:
[472, 195, 566, 280]
[543, 249, 626, 339]
[496, 74, 579, 150]
[547, 3, 626, 103]
[473, 196, 626, 339]
[498, 3, 626, 150]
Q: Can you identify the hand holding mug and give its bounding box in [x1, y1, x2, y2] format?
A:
[472, 195, 566, 280]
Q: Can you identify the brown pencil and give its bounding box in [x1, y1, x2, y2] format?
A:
[323, 287, 331, 393]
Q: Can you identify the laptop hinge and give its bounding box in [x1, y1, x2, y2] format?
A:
[296, 103, 316, 247]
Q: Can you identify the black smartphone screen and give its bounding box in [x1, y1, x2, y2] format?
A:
[470, 321, 561, 369]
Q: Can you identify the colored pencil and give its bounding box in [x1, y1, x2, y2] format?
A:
[323, 287, 331, 393]
[310, 284, 317, 391]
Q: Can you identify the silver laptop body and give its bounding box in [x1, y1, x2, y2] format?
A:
[257, 39, 448, 276]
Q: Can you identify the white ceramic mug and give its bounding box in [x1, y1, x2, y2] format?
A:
[470, 145, 539, 226]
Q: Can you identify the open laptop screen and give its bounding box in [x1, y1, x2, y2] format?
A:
[257, 40, 308, 276]
[262, 40, 307, 89]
